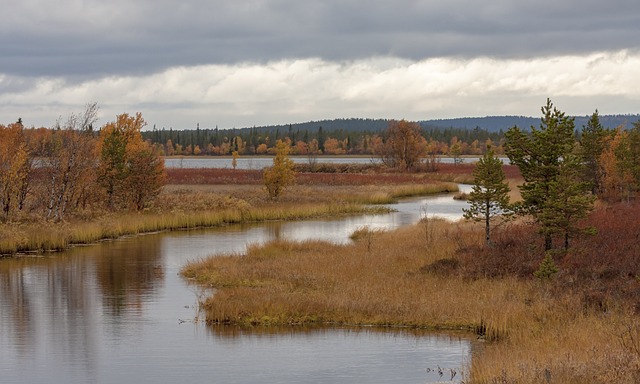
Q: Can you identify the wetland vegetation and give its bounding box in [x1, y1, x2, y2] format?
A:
[5, 99, 640, 383]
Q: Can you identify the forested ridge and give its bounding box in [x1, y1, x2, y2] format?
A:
[140, 114, 640, 157]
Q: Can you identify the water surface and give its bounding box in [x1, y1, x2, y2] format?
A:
[0, 189, 472, 384]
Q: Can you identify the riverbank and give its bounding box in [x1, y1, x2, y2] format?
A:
[0, 172, 458, 255]
[182, 201, 640, 383]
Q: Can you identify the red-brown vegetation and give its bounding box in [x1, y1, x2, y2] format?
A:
[455, 201, 640, 310]
[165, 167, 441, 186]
[166, 168, 264, 185]
[165, 162, 519, 186]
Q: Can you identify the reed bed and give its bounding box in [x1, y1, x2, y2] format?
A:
[182, 211, 640, 383]
[341, 182, 458, 205]
[0, 203, 387, 255]
[0, 174, 455, 256]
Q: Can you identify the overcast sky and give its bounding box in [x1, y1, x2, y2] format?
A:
[2, 0, 640, 129]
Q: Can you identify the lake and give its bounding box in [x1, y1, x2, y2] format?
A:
[163, 156, 475, 169]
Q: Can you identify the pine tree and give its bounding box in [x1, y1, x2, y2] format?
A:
[463, 147, 512, 245]
[505, 99, 593, 251]
[580, 110, 609, 195]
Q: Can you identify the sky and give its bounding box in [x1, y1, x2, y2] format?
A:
[2, 0, 640, 130]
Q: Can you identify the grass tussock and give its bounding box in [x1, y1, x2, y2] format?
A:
[183, 220, 501, 330]
[183, 201, 640, 383]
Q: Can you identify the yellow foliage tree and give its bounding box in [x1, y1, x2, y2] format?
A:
[600, 127, 635, 201]
[263, 140, 295, 199]
[375, 120, 426, 171]
[98, 113, 165, 210]
[232, 150, 239, 169]
[0, 122, 30, 220]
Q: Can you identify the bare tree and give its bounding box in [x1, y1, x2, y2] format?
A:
[43, 103, 99, 221]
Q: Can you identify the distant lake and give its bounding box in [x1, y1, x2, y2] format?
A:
[163, 156, 477, 169]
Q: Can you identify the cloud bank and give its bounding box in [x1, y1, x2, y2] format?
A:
[2, 1, 639, 127]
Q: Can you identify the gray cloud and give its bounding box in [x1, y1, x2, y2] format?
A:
[3, 0, 640, 78]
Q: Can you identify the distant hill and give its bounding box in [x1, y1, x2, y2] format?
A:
[231, 115, 640, 134]
[235, 118, 389, 133]
[421, 115, 640, 132]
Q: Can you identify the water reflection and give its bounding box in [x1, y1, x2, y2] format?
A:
[0, 189, 473, 384]
[93, 237, 165, 316]
[164, 156, 383, 169]
[202, 326, 471, 384]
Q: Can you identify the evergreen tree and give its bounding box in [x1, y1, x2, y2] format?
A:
[463, 147, 512, 245]
[317, 126, 325, 152]
[580, 110, 608, 195]
[505, 99, 593, 251]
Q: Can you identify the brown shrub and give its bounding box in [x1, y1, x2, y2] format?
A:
[456, 202, 640, 310]
[456, 222, 542, 278]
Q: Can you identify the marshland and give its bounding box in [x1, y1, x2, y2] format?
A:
[3, 105, 640, 383]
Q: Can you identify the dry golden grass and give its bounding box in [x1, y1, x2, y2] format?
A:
[0, 202, 387, 255]
[183, 219, 640, 384]
[0, 179, 456, 255]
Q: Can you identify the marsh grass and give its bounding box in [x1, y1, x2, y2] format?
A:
[342, 182, 458, 205]
[183, 210, 640, 383]
[0, 176, 450, 255]
[0, 203, 388, 255]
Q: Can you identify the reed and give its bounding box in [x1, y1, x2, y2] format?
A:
[342, 182, 458, 205]
[389, 182, 458, 199]
[0, 203, 387, 255]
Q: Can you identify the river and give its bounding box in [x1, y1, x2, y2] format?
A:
[0, 187, 473, 384]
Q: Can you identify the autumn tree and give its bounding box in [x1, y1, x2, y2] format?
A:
[126, 146, 166, 210]
[600, 124, 640, 201]
[307, 138, 319, 169]
[0, 122, 31, 220]
[463, 147, 512, 246]
[43, 103, 99, 221]
[232, 150, 239, 169]
[424, 138, 440, 172]
[376, 120, 426, 171]
[263, 140, 295, 199]
[505, 99, 593, 251]
[628, 121, 640, 190]
[98, 113, 165, 210]
[449, 137, 463, 165]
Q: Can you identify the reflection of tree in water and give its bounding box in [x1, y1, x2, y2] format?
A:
[266, 221, 283, 240]
[0, 236, 165, 382]
[0, 254, 100, 379]
[0, 259, 35, 356]
[94, 236, 164, 315]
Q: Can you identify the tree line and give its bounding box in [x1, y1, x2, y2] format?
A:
[0, 104, 165, 223]
[463, 99, 640, 261]
[141, 114, 635, 158]
[141, 123, 507, 157]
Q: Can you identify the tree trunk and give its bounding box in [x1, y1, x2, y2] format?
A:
[545, 234, 553, 251]
[485, 201, 491, 246]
